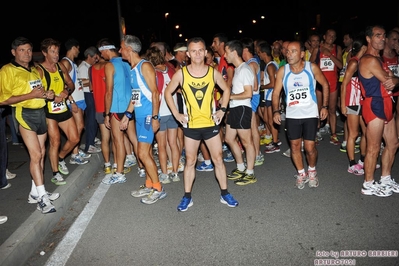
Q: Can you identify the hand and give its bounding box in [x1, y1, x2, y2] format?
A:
[340, 106, 347, 117]
[59, 89, 69, 99]
[152, 119, 160, 133]
[212, 110, 225, 125]
[31, 86, 46, 99]
[53, 95, 63, 103]
[320, 108, 328, 120]
[176, 113, 188, 126]
[46, 90, 55, 100]
[383, 76, 396, 91]
[119, 115, 129, 131]
[273, 112, 281, 125]
[104, 116, 111, 129]
[320, 46, 331, 57]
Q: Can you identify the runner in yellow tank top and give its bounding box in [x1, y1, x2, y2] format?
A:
[180, 66, 216, 128]
[164, 37, 239, 212]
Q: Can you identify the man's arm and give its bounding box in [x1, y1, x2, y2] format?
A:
[103, 62, 114, 129]
[312, 62, 329, 120]
[58, 62, 75, 98]
[248, 61, 259, 92]
[0, 68, 48, 105]
[272, 67, 284, 113]
[60, 58, 72, 73]
[164, 69, 182, 117]
[331, 45, 343, 70]
[0, 90, 45, 105]
[142, 62, 160, 116]
[226, 66, 234, 88]
[271, 67, 284, 125]
[340, 59, 358, 114]
[260, 64, 277, 90]
[214, 68, 231, 108]
[309, 46, 319, 63]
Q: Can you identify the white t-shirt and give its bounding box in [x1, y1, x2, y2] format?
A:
[229, 62, 253, 108]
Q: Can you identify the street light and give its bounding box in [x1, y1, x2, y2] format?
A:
[164, 13, 172, 44]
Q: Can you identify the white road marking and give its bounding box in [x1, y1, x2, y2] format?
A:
[45, 183, 110, 266]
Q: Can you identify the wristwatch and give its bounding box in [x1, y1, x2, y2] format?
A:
[152, 115, 159, 120]
[220, 107, 227, 112]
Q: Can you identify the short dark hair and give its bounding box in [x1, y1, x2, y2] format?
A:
[258, 42, 272, 56]
[351, 33, 366, 56]
[225, 40, 243, 57]
[40, 38, 61, 53]
[365, 25, 385, 38]
[11, 37, 32, 50]
[187, 37, 206, 48]
[64, 38, 79, 51]
[240, 37, 254, 55]
[213, 33, 228, 44]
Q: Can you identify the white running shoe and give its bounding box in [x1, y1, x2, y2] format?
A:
[58, 160, 69, 175]
[102, 173, 126, 185]
[141, 188, 167, 204]
[131, 185, 152, 197]
[6, 169, 16, 180]
[87, 145, 101, 154]
[361, 181, 392, 197]
[28, 191, 60, 204]
[159, 173, 171, 184]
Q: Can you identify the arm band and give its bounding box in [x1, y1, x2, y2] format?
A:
[273, 110, 281, 114]
[124, 111, 133, 119]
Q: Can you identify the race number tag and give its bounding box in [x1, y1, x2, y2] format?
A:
[288, 87, 310, 107]
[131, 89, 142, 107]
[51, 101, 67, 113]
[29, 79, 42, 90]
[320, 58, 334, 71]
[388, 65, 399, 77]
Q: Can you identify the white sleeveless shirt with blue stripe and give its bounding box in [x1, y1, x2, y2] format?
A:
[282, 61, 319, 119]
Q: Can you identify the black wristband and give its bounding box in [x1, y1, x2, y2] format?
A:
[103, 112, 110, 117]
[273, 110, 281, 114]
[322, 106, 329, 109]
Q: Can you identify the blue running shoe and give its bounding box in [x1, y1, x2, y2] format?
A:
[102, 173, 126, 185]
[196, 161, 214, 172]
[177, 196, 193, 212]
[223, 151, 235, 163]
[220, 193, 238, 207]
[222, 143, 229, 152]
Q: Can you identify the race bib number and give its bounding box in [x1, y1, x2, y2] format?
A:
[320, 58, 334, 71]
[388, 65, 399, 77]
[29, 79, 42, 90]
[131, 89, 142, 107]
[51, 101, 67, 113]
[288, 87, 310, 107]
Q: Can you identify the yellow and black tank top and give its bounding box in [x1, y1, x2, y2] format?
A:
[38, 63, 68, 114]
[181, 66, 217, 128]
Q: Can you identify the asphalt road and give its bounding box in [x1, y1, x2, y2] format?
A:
[2, 120, 399, 266]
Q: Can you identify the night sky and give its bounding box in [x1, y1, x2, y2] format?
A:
[1, 0, 397, 65]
